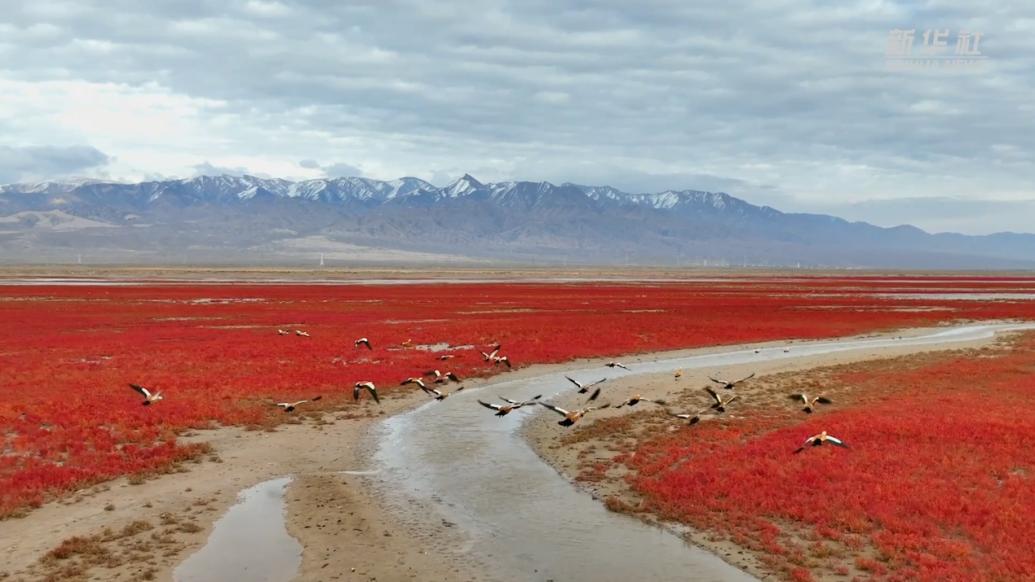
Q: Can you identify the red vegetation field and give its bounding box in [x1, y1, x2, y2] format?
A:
[2, 277, 1035, 519]
[618, 333, 1035, 581]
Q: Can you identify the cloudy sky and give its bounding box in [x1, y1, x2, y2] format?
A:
[1, 0, 1033, 233]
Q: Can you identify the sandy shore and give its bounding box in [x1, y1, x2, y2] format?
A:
[523, 327, 1018, 580]
[1, 323, 1019, 582]
[1, 387, 474, 582]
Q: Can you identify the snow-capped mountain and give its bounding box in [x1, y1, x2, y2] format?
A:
[0, 174, 1032, 268]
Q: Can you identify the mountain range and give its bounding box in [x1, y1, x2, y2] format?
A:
[0, 174, 1032, 268]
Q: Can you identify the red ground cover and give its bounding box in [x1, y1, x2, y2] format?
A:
[2, 277, 1035, 518]
[623, 334, 1035, 581]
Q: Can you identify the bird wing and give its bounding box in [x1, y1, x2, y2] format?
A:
[454, 386, 465, 393]
[734, 373, 756, 385]
[520, 394, 544, 406]
[588, 402, 611, 412]
[726, 394, 739, 405]
[588, 378, 607, 387]
[648, 399, 668, 405]
[499, 396, 520, 404]
[669, 412, 693, 419]
[352, 384, 361, 400]
[588, 387, 602, 401]
[478, 400, 502, 411]
[565, 376, 582, 388]
[827, 435, 847, 447]
[708, 376, 724, 385]
[816, 396, 833, 404]
[365, 384, 380, 403]
[420, 385, 438, 397]
[789, 393, 807, 403]
[446, 372, 460, 381]
[310, 395, 322, 402]
[538, 402, 570, 416]
[705, 387, 720, 403]
[129, 384, 151, 398]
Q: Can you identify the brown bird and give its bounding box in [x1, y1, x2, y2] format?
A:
[705, 387, 738, 412]
[424, 369, 460, 384]
[492, 355, 512, 368]
[674, 370, 683, 380]
[354, 337, 372, 350]
[794, 431, 848, 453]
[477, 394, 542, 416]
[481, 344, 502, 361]
[353, 382, 380, 404]
[420, 384, 465, 401]
[709, 372, 755, 390]
[606, 361, 630, 370]
[274, 395, 322, 412]
[616, 394, 667, 408]
[438, 354, 457, 361]
[538, 401, 610, 427]
[129, 383, 163, 406]
[565, 376, 607, 394]
[295, 330, 311, 337]
[789, 393, 833, 414]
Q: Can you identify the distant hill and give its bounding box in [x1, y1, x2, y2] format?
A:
[1, 174, 1032, 268]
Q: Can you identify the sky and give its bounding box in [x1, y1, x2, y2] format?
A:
[0, 0, 1033, 234]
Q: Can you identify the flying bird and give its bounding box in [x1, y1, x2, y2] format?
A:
[538, 401, 610, 427]
[438, 354, 457, 361]
[274, 395, 322, 413]
[277, 329, 289, 336]
[794, 431, 848, 453]
[674, 370, 683, 380]
[705, 387, 738, 412]
[477, 394, 542, 416]
[709, 373, 756, 390]
[401, 377, 428, 390]
[492, 355, 512, 368]
[481, 344, 502, 361]
[606, 361, 630, 370]
[425, 369, 460, 383]
[587, 386, 604, 401]
[129, 383, 163, 406]
[420, 384, 465, 401]
[353, 382, 380, 404]
[668, 410, 701, 425]
[295, 330, 311, 337]
[354, 337, 372, 350]
[789, 393, 833, 414]
[616, 394, 667, 408]
[565, 376, 607, 394]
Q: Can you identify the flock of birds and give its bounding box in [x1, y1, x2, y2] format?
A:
[128, 331, 846, 454]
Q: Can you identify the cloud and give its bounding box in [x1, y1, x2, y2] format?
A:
[296, 159, 363, 177]
[192, 161, 255, 177]
[0, 1, 1031, 232]
[0, 145, 110, 183]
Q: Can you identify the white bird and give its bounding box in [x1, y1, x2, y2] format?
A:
[709, 373, 755, 391]
[274, 395, 322, 412]
[129, 383, 163, 406]
[668, 410, 702, 425]
[704, 387, 738, 412]
[565, 376, 607, 394]
[538, 401, 610, 427]
[789, 393, 833, 414]
[477, 394, 542, 416]
[438, 354, 457, 361]
[353, 382, 380, 404]
[492, 355, 512, 368]
[401, 377, 428, 390]
[295, 330, 310, 337]
[277, 329, 289, 336]
[794, 431, 848, 453]
[481, 344, 502, 362]
[425, 369, 460, 384]
[354, 337, 372, 350]
[606, 361, 630, 370]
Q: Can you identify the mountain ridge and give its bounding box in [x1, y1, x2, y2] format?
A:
[0, 174, 1032, 268]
